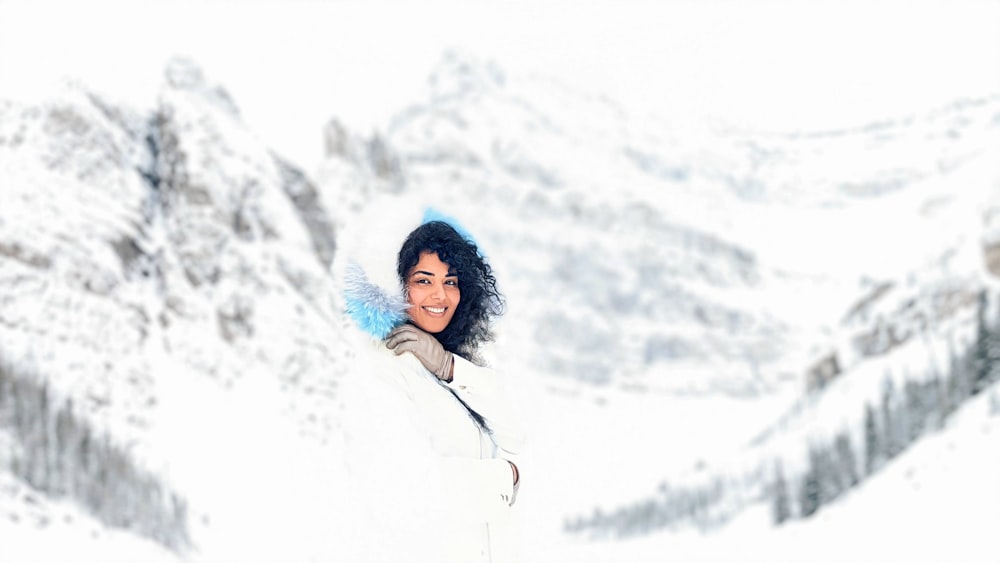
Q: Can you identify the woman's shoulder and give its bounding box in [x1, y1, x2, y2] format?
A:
[337, 341, 423, 434]
[345, 335, 448, 405]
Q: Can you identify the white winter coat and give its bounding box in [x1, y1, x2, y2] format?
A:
[334, 199, 525, 563]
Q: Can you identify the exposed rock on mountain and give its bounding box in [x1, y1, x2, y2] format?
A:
[0, 58, 350, 551]
[319, 51, 797, 394]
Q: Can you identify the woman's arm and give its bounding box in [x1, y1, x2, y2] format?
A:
[385, 326, 526, 463]
[445, 355, 526, 457]
[445, 355, 525, 505]
[339, 356, 519, 526]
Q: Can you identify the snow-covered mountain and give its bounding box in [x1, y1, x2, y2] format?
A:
[319, 50, 1000, 397]
[0, 57, 355, 560]
[318, 51, 1000, 559]
[320, 51, 808, 397]
[1, 51, 999, 562]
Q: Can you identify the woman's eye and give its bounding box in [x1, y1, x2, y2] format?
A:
[445, 279, 458, 286]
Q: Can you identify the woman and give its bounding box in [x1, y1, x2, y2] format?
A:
[337, 212, 524, 563]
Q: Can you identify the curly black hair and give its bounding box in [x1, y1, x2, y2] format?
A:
[397, 221, 504, 365]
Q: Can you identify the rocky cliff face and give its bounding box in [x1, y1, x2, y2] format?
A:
[318, 51, 803, 395]
[149, 58, 345, 418]
[1, 57, 347, 444]
[0, 58, 349, 552]
[317, 52, 1000, 398]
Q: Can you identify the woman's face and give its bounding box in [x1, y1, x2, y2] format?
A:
[406, 251, 460, 334]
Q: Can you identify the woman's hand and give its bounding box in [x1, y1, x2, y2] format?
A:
[386, 324, 454, 382]
[508, 460, 520, 505]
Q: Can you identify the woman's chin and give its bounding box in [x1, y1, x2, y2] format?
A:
[411, 318, 448, 334]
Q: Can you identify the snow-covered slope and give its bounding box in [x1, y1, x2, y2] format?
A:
[318, 52, 1000, 560]
[319, 51, 814, 397]
[0, 58, 354, 560]
[2, 49, 999, 562]
[532, 381, 1000, 563]
[319, 51, 1000, 397]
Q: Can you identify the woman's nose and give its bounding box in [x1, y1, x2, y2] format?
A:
[431, 283, 446, 299]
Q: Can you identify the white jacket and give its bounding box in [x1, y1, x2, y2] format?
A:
[334, 199, 525, 563]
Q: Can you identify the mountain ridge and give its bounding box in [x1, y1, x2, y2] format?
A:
[2, 51, 999, 560]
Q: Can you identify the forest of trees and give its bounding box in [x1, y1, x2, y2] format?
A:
[567, 290, 1000, 538]
[0, 357, 190, 552]
[772, 289, 1000, 525]
[563, 475, 738, 538]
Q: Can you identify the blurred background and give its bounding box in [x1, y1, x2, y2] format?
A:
[1, 0, 999, 561]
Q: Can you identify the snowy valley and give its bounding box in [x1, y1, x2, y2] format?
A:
[1, 52, 999, 562]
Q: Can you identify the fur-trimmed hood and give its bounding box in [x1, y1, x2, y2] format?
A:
[333, 195, 482, 340]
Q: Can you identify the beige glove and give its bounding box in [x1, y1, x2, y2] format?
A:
[386, 324, 454, 382]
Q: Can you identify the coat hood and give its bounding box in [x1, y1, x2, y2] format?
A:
[333, 194, 482, 340]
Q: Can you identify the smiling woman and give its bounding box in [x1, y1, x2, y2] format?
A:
[337, 213, 523, 563]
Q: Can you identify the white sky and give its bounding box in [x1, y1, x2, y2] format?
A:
[1, 0, 998, 169]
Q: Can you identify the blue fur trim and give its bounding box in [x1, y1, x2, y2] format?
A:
[343, 261, 408, 339]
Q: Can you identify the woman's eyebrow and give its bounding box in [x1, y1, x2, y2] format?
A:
[410, 270, 459, 277]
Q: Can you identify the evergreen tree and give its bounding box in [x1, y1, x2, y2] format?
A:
[54, 399, 75, 496]
[864, 402, 881, 475]
[834, 431, 859, 489]
[799, 472, 820, 518]
[0, 362, 6, 411]
[944, 341, 962, 417]
[799, 449, 822, 518]
[880, 377, 901, 460]
[927, 373, 946, 432]
[971, 290, 991, 393]
[904, 379, 924, 444]
[814, 444, 841, 504]
[975, 290, 1000, 392]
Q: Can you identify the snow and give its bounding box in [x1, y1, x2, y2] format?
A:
[1, 0, 997, 170]
[0, 470, 181, 563]
[147, 351, 356, 563]
[1, 1, 1000, 561]
[516, 383, 1000, 563]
